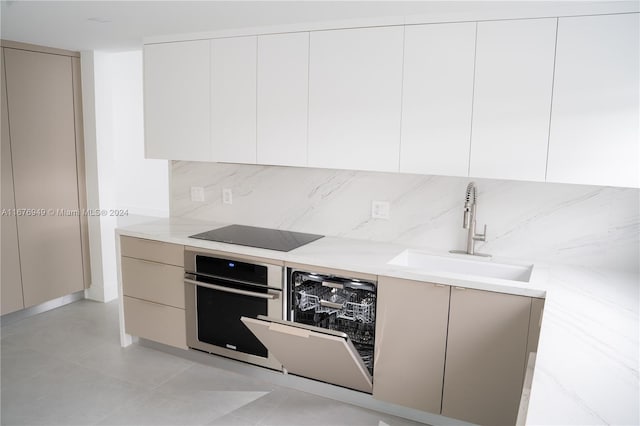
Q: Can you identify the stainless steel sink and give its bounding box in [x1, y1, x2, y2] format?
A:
[388, 249, 533, 283]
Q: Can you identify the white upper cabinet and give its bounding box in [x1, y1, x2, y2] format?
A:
[144, 41, 211, 161]
[400, 22, 476, 177]
[547, 14, 639, 188]
[211, 36, 257, 164]
[308, 27, 404, 172]
[143, 11, 636, 187]
[469, 19, 557, 181]
[257, 32, 309, 167]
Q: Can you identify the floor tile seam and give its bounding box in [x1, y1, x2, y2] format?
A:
[0, 335, 60, 359]
[0, 315, 42, 331]
[1, 393, 78, 423]
[202, 405, 257, 426]
[41, 341, 186, 391]
[93, 391, 262, 426]
[9, 331, 118, 364]
[88, 387, 159, 426]
[0, 327, 20, 339]
[151, 384, 222, 404]
[1, 366, 46, 384]
[72, 363, 161, 392]
[145, 360, 197, 392]
[39, 353, 159, 394]
[5, 349, 83, 385]
[47, 346, 98, 369]
[151, 386, 275, 406]
[148, 362, 239, 402]
[230, 390, 292, 424]
[208, 413, 260, 426]
[185, 358, 279, 389]
[156, 360, 280, 394]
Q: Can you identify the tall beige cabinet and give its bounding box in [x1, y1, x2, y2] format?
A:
[0, 41, 90, 315]
[1, 48, 23, 314]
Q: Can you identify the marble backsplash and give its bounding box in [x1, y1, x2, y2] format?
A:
[171, 161, 639, 273]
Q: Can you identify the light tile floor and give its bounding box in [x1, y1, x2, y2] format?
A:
[1, 300, 425, 426]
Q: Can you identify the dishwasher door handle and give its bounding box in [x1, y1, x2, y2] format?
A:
[319, 300, 344, 309]
[184, 278, 279, 300]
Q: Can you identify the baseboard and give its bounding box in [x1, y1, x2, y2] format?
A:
[0, 291, 84, 326]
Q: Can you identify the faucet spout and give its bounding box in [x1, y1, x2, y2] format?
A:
[463, 207, 471, 229]
[451, 182, 491, 257]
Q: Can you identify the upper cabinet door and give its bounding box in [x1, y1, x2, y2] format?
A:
[547, 14, 639, 188]
[308, 27, 404, 172]
[257, 32, 309, 167]
[211, 36, 257, 164]
[144, 41, 211, 161]
[400, 22, 476, 177]
[469, 19, 557, 181]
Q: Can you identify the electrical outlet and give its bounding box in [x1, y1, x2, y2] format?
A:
[222, 188, 233, 205]
[371, 201, 390, 220]
[190, 186, 205, 202]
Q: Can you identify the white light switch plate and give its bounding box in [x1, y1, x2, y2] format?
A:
[371, 201, 390, 220]
[223, 188, 233, 205]
[190, 186, 205, 202]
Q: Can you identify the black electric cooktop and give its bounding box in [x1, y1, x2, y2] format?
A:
[189, 225, 324, 252]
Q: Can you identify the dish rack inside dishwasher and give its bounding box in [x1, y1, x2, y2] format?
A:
[296, 282, 375, 324]
[290, 270, 377, 375]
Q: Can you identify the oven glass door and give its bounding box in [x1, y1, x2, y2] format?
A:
[196, 276, 269, 358]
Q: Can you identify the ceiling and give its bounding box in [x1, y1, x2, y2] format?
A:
[1, 1, 635, 52]
[0, 1, 460, 51]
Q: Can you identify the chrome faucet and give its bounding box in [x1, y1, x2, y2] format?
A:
[450, 182, 490, 257]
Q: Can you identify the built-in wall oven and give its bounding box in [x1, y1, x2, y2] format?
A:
[241, 267, 377, 393]
[184, 248, 284, 370]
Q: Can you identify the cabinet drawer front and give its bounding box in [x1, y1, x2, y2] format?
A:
[123, 296, 187, 349]
[121, 236, 183, 267]
[122, 257, 184, 309]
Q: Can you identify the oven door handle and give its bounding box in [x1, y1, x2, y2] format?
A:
[184, 278, 279, 300]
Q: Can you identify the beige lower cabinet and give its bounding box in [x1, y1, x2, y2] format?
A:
[120, 235, 184, 267]
[121, 257, 185, 309]
[441, 287, 533, 426]
[121, 236, 186, 349]
[123, 296, 187, 349]
[372, 276, 450, 413]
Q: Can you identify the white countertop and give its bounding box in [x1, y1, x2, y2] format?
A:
[116, 217, 639, 425]
[117, 217, 545, 298]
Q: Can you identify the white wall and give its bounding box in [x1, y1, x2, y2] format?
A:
[171, 162, 640, 273]
[111, 51, 170, 218]
[81, 50, 169, 302]
[81, 50, 117, 303]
